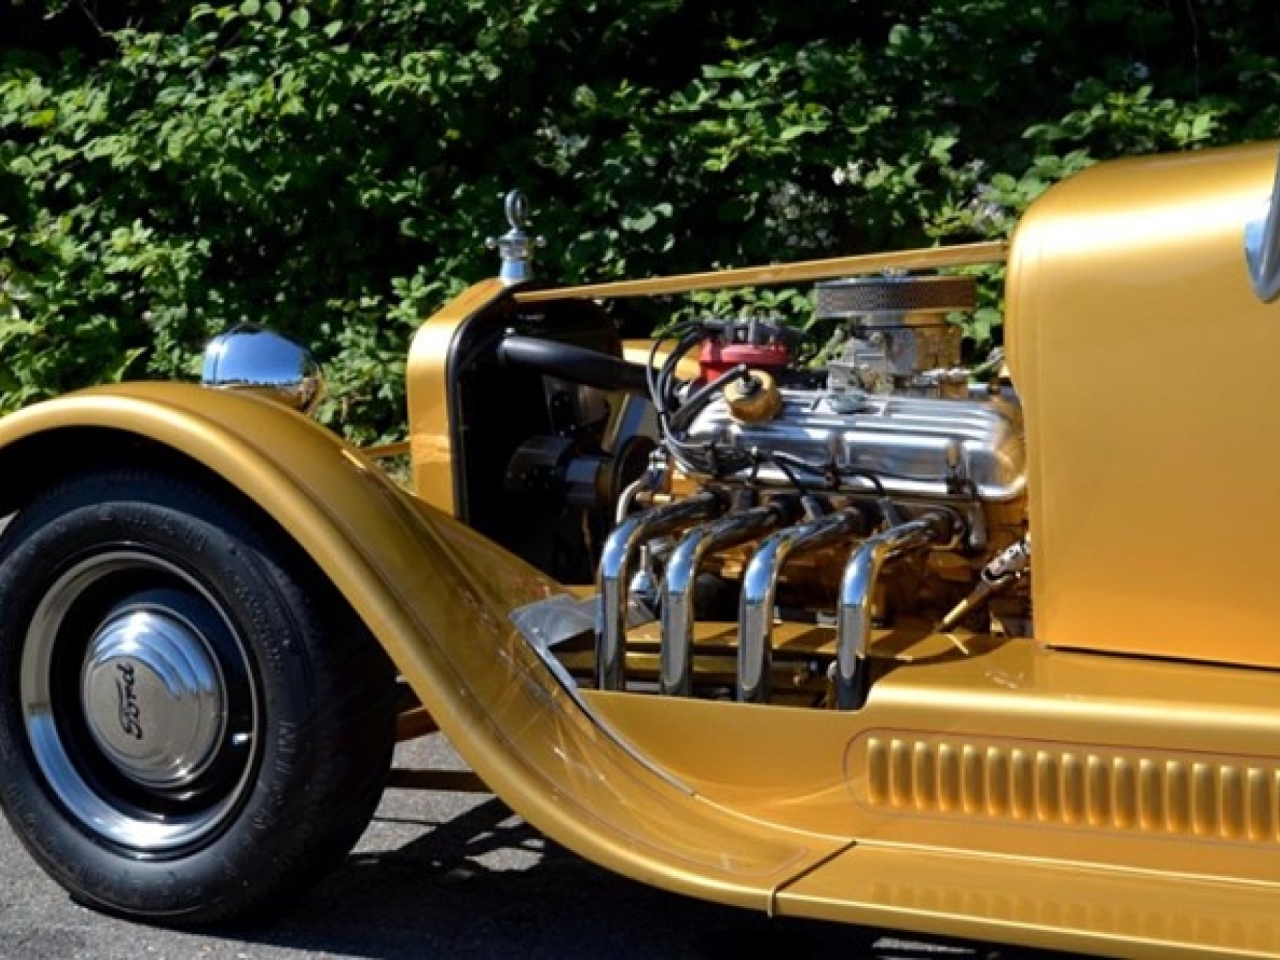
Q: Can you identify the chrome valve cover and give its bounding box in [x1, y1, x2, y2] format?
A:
[680, 388, 1025, 504]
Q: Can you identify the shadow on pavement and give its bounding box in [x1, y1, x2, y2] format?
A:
[227, 792, 1069, 960]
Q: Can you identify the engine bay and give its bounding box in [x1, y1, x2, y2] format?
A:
[459, 270, 1031, 709]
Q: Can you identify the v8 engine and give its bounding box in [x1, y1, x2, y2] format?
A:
[596, 273, 1030, 709]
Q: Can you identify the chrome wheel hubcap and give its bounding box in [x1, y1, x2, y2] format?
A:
[80, 606, 227, 789]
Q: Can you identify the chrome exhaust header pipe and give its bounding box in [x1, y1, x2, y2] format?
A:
[596, 491, 722, 690]
[738, 509, 864, 704]
[660, 502, 793, 697]
[834, 512, 950, 710]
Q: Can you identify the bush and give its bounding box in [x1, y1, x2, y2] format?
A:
[1, 0, 1277, 440]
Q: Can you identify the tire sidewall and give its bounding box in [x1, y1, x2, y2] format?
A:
[0, 475, 330, 921]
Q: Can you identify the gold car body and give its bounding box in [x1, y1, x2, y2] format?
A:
[2, 142, 1279, 958]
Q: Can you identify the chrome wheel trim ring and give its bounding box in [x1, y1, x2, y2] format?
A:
[20, 550, 259, 853]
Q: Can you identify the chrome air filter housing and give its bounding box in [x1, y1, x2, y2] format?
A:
[816, 275, 976, 398]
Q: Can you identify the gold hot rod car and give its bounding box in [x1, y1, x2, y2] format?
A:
[0, 140, 1278, 960]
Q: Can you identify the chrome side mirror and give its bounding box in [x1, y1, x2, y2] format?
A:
[201, 325, 324, 414]
[1245, 145, 1280, 303]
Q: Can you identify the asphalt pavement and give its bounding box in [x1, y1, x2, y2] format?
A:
[0, 733, 1082, 960]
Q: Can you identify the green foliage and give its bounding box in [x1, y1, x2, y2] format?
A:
[1, 0, 1277, 438]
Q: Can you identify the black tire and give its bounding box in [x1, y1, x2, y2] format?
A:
[0, 468, 396, 925]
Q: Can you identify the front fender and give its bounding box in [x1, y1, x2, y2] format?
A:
[0, 382, 844, 910]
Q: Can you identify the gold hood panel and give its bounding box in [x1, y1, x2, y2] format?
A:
[0, 382, 844, 907]
[1004, 141, 1280, 667]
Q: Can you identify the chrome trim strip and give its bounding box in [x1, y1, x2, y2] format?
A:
[515, 241, 1008, 303]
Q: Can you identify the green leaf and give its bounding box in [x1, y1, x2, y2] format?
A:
[104, 347, 146, 382]
[778, 124, 814, 142]
[1190, 112, 1215, 140]
[621, 210, 657, 232]
[928, 135, 958, 161]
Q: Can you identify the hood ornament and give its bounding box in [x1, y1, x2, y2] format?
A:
[486, 190, 546, 284]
